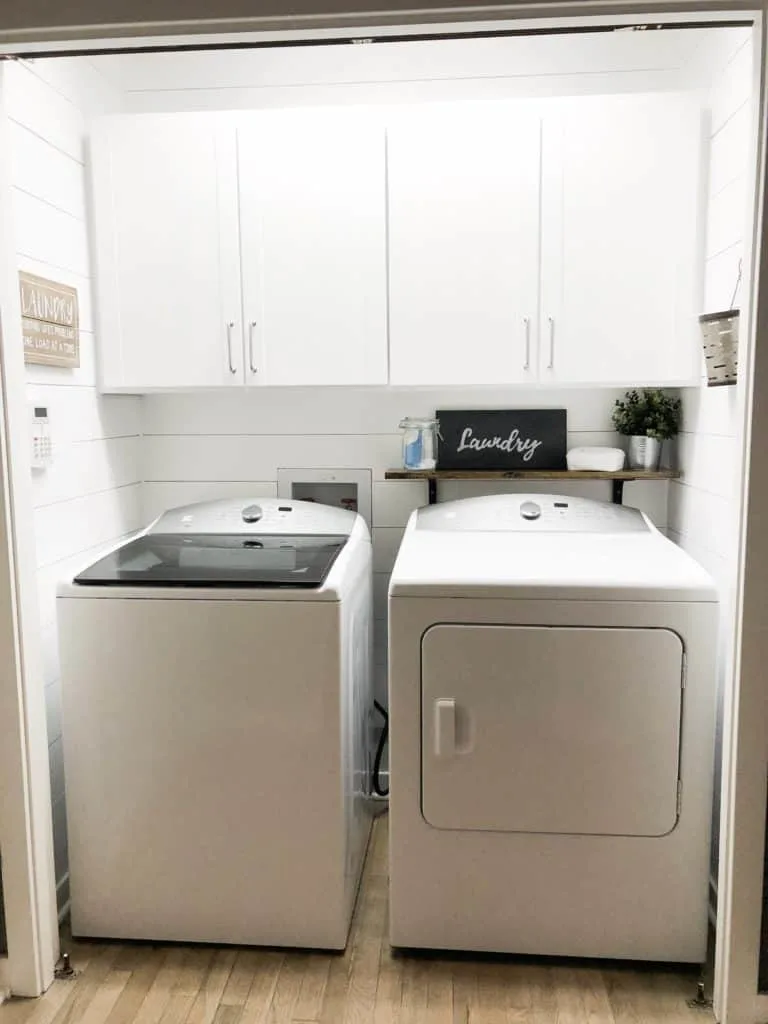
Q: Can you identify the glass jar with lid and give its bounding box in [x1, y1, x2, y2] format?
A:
[399, 417, 440, 471]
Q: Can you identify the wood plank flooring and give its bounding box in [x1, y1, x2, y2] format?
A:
[0, 815, 713, 1023]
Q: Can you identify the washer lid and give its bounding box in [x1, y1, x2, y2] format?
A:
[73, 533, 348, 588]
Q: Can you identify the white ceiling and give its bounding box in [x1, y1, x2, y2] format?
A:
[88, 25, 749, 97]
[20, 23, 748, 112]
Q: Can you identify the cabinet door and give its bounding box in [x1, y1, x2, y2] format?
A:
[387, 109, 540, 386]
[541, 95, 703, 385]
[238, 114, 388, 387]
[91, 114, 242, 390]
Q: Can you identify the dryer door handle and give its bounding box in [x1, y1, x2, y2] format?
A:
[434, 698, 456, 757]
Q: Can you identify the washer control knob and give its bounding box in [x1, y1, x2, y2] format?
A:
[241, 504, 263, 523]
[520, 501, 542, 521]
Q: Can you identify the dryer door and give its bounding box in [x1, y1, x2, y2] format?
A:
[421, 624, 683, 836]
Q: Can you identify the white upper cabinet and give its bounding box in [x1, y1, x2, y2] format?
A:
[540, 94, 703, 385]
[387, 109, 541, 386]
[89, 95, 703, 392]
[90, 114, 243, 390]
[238, 115, 388, 387]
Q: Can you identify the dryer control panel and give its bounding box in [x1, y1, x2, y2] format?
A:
[416, 494, 650, 533]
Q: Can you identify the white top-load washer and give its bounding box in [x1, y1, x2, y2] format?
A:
[58, 498, 373, 950]
[388, 494, 718, 963]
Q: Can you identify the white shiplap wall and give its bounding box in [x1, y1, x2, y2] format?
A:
[667, 28, 753, 893]
[3, 57, 141, 912]
[141, 387, 670, 706]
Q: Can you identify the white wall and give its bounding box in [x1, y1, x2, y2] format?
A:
[3, 57, 141, 914]
[667, 27, 753, 900]
[141, 387, 670, 706]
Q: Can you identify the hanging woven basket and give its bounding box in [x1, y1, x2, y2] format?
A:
[699, 308, 739, 387]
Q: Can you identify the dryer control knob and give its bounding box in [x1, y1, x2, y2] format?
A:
[520, 501, 542, 521]
[241, 504, 263, 523]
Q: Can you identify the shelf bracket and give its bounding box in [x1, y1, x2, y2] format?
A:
[612, 479, 625, 505]
[428, 478, 438, 505]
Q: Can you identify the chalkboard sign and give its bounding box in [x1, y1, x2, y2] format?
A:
[436, 409, 567, 470]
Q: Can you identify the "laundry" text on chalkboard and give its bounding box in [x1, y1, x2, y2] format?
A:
[437, 409, 567, 470]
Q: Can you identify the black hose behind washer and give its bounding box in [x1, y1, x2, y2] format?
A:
[372, 699, 389, 798]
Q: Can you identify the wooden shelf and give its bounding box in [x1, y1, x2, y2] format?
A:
[384, 468, 680, 505]
[385, 469, 679, 482]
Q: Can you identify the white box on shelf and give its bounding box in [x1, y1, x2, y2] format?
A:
[566, 447, 626, 472]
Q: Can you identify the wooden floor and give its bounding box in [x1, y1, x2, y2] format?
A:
[1, 815, 713, 1023]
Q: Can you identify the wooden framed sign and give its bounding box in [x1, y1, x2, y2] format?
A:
[20, 272, 80, 368]
[436, 409, 567, 470]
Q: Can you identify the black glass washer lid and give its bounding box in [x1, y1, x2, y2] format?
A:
[74, 533, 348, 588]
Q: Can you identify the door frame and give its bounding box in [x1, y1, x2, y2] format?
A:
[0, 64, 58, 998]
[0, 5, 766, 1020]
[716, 15, 768, 1024]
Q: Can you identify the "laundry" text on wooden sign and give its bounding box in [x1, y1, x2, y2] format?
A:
[20, 272, 80, 368]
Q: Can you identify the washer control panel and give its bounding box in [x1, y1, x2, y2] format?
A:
[149, 498, 357, 536]
[416, 494, 649, 533]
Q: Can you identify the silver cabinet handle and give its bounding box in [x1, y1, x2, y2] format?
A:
[523, 317, 531, 371]
[547, 316, 555, 369]
[248, 320, 258, 374]
[226, 321, 236, 375]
